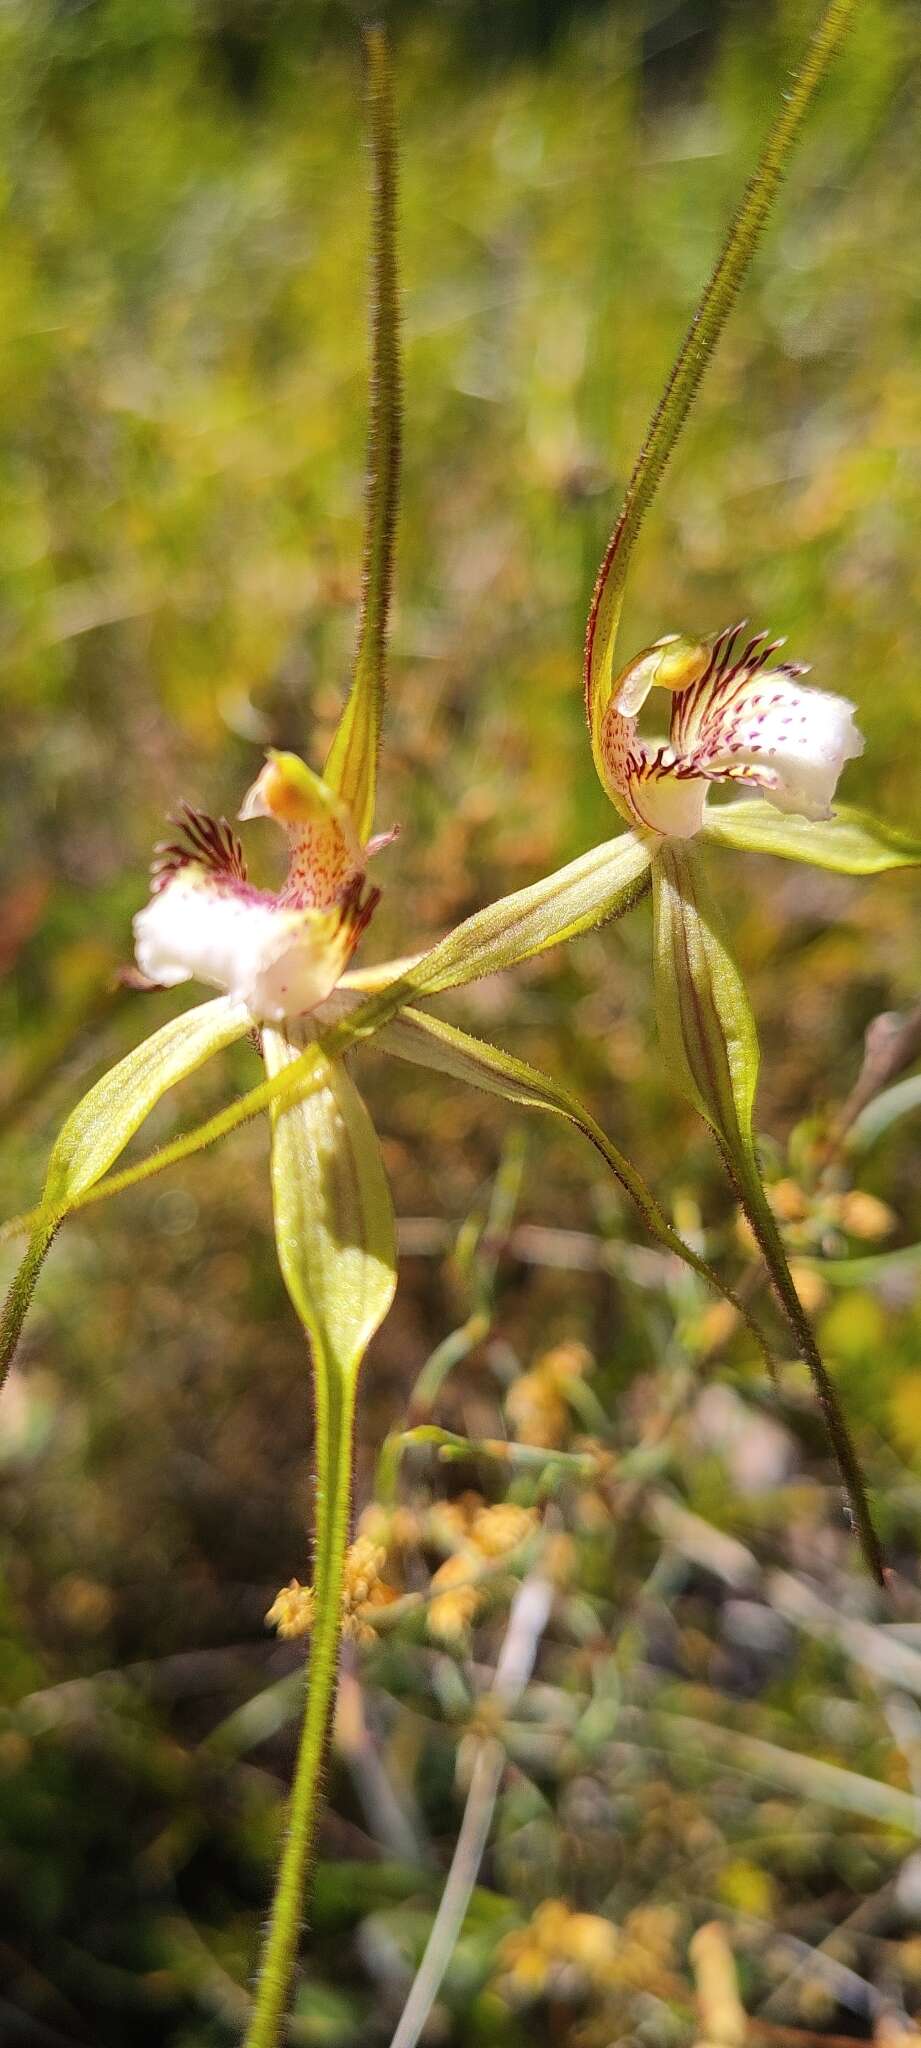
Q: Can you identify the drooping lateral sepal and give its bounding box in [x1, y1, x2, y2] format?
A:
[262, 1031, 396, 1379]
[651, 840, 885, 1584]
[1, 997, 252, 1389]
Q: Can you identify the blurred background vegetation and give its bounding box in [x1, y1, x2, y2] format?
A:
[1, 0, 920, 2042]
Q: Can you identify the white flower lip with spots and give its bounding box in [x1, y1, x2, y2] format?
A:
[599, 623, 863, 840]
[133, 753, 390, 1025]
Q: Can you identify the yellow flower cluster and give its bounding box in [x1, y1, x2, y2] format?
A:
[498, 1900, 621, 2003]
[767, 1177, 895, 1239]
[506, 1340, 592, 1448]
[265, 1579, 316, 1639]
[497, 1900, 681, 2011]
[427, 1495, 538, 1643]
[356, 1491, 540, 1645]
[265, 1535, 397, 1647]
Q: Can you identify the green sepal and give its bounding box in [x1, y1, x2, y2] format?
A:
[376, 1005, 775, 1372]
[651, 844, 760, 1154]
[323, 25, 400, 843]
[651, 840, 885, 1584]
[1, 997, 251, 1390]
[389, 830, 652, 996]
[704, 801, 921, 873]
[262, 1029, 396, 1380]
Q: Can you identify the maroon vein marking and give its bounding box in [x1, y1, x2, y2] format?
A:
[151, 804, 249, 895]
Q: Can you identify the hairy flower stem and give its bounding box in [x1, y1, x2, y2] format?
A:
[243, 1359, 358, 2048]
[720, 1140, 886, 1588]
[651, 840, 884, 1588]
[0, 1216, 58, 1393]
[585, 0, 859, 757]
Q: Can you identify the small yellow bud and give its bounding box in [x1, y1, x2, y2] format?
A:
[789, 1260, 828, 1315]
[838, 1189, 895, 1240]
[470, 1502, 537, 1558]
[265, 1578, 316, 1640]
[266, 1536, 396, 1648]
[427, 1551, 483, 1642]
[767, 1177, 809, 1224]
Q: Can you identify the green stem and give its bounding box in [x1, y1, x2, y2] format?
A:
[651, 842, 884, 1587]
[243, 1358, 358, 2048]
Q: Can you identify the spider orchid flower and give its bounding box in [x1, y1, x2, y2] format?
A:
[575, 0, 921, 1585]
[133, 754, 394, 1026]
[599, 623, 863, 842]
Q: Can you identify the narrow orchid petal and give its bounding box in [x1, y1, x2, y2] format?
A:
[1, 998, 251, 1389]
[584, 0, 858, 777]
[385, 831, 652, 997]
[651, 841, 885, 1585]
[375, 1006, 775, 1371]
[323, 26, 401, 844]
[704, 800, 921, 873]
[247, 1032, 396, 2048]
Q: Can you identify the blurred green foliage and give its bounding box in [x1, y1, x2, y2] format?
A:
[1, 1, 920, 2042]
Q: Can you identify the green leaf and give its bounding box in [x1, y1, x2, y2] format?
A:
[584, 0, 859, 775]
[246, 1032, 397, 2047]
[1, 997, 251, 1390]
[375, 1005, 775, 1371]
[17, 837, 654, 1232]
[262, 1030, 396, 1380]
[704, 801, 921, 873]
[323, 25, 401, 843]
[651, 842, 884, 1584]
